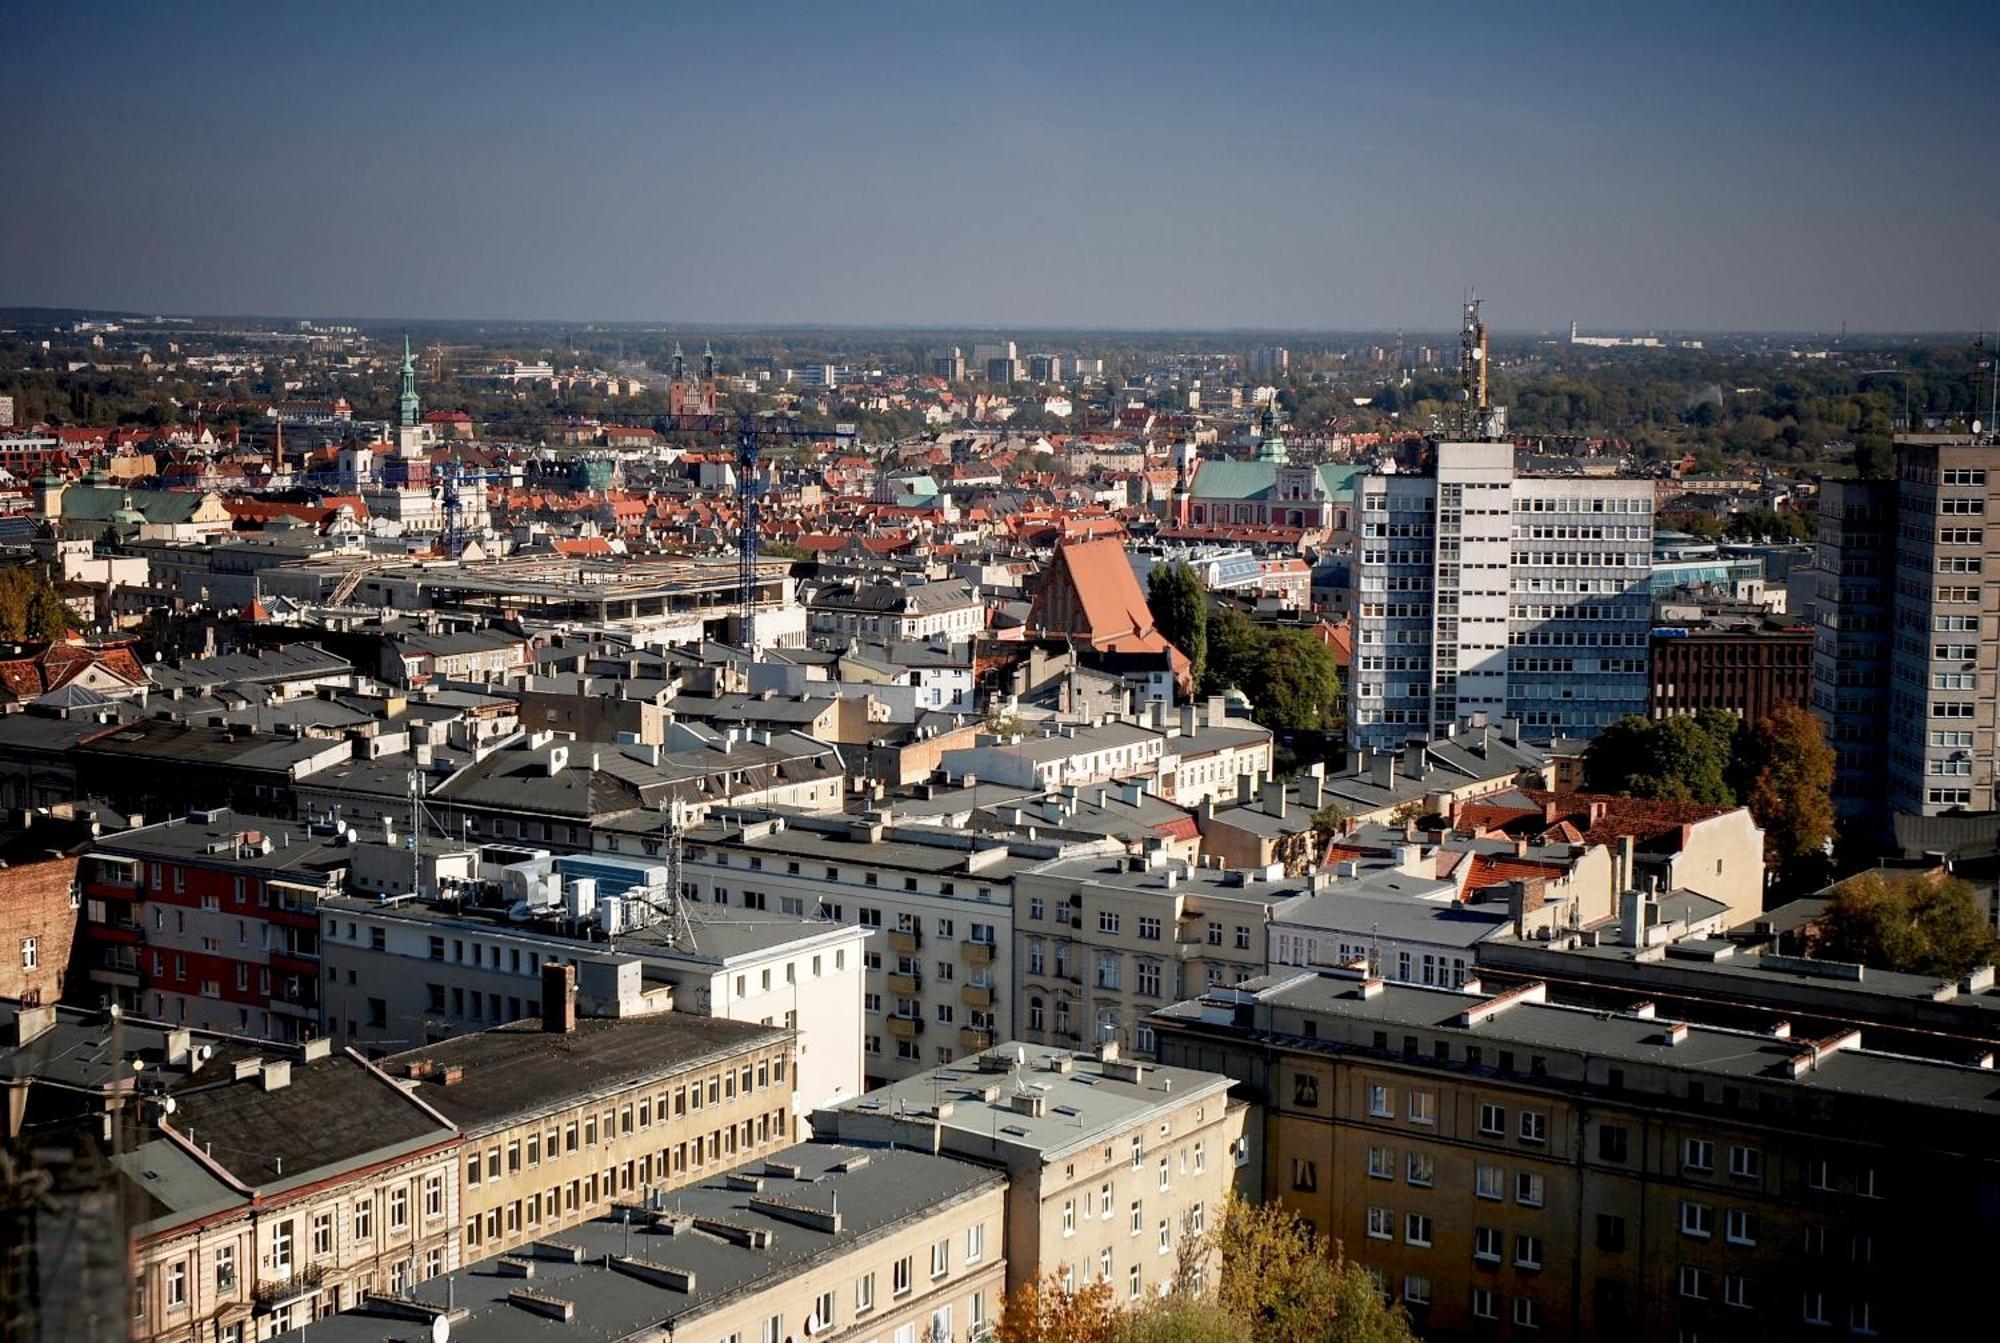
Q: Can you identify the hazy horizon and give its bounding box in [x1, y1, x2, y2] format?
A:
[6, 1, 1996, 333]
[2, 303, 1983, 341]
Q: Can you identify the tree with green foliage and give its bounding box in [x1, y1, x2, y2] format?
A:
[0, 565, 77, 642]
[1201, 610, 1342, 737]
[1310, 803, 1353, 838]
[1147, 562, 1207, 688]
[1814, 870, 1999, 978]
[1199, 606, 1259, 697]
[1584, 712, 1739, 806]
[1247, 629, 1343, 735]
[1739, 704, 1837, 893]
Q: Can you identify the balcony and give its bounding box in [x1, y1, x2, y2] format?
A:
[268, 880, 325, 915]
[959, 939, 994, 966]
[888, 928, 922, 956]
[253, 1263, 327, 1312]
[887, 1013, 925, 1040]
[887, 972, 922, 997]
[960, 983, 992, 1010]
[959, 1027, 994, 1052]
[270, 947, 319, 976]
[92, 917, 144, 944]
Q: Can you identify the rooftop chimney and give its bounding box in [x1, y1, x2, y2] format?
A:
[1262, 779, 1288, 820]
[542, 962, 577, 1034]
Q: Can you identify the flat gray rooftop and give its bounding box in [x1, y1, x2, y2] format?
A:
[817, 1041, 1234, 1163]
[1156, 973, 2000, 1119]
[273, 1143, 1002, 1343]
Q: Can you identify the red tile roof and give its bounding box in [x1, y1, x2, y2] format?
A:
[1462, 854, 1571, 894]
[1519, 789, 1735, 850]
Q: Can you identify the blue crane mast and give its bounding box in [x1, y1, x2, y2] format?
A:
[653, 410, 853, 652]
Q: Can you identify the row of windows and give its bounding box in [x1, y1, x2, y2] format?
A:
[465, 1060, 788, 1187]
[467, 1114, 789, 1247]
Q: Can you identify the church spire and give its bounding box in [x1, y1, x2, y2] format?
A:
[396, 334, 421, 429]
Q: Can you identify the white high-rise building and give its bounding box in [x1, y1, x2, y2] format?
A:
[1348, 442, 1655, 753]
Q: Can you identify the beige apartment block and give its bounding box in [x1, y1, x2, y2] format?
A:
[813, 1040, 1251, 1303]
[145, 1045, 463, 1341]
[385, 966, 797, 1262]
[269, 1143, 1006, 1343]
[1154, 968, 2000, 1341]
[1014, 852, 1306, 1059]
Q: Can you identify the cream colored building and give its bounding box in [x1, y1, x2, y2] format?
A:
[813, 1040, 1251, 1302]
[1157, 718, 1274, 808]
[270, 1143, 1006, 1343]
[1013, 852, 1308, 1060]
[382, 975, 797, 1264]
[139, 1044, 463, 1341]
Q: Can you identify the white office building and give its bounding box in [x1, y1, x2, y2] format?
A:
[1350, 441, 1654, 753]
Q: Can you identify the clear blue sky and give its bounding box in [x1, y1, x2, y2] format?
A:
[4, 1, 1994, 331]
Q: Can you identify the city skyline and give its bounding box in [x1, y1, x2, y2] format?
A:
[5, 1, 1996, 332]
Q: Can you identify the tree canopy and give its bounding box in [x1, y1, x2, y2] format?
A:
[1202, 608, 1344, 738]
[1739, 704, 1837, 893]
[996, 1197, 1416, 1343]
[1583, 712, 1740, 806]
[0, 564, 77, 643]
[1584, 706, 1839, 894]
[1147, 562, 1207, 688]
[1814, 870, 1999, 978]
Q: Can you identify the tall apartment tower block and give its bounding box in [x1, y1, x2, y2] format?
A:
[1809, 477, 1895, 823]
[1812, 437, 2000, 825]
[1349, 442, 1654, 754]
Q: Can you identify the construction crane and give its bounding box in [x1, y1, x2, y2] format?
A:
[652, 409, 854, 651]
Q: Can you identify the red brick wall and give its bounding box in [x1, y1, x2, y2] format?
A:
[0, 857, 80, 1005]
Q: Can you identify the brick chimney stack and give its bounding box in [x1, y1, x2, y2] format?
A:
[542, 962, 576, 1034]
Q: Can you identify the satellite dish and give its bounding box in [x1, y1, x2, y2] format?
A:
[431, 1316, 452, 1343]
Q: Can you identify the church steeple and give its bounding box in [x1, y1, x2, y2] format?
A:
[670, 341, 687, 382]
[1254, 400, 1288, 464]
[396, 335, 421, 429]
[701, 341, 716, 381]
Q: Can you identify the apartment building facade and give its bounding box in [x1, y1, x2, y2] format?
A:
[384, 972, 797, 1262]
[1013, 852, 1306, 1060]
[1885, 438, 2000, 816]
[4, 1007, 463, 1343]
[77, 809, 350, 1042]
[270, 1144, 1007, 1343]
[317, 894, 866, 1125]
[674, 812, 1027, 1084]
[813, 1041, 1249, 1302]
[1153, 969, 2000, 1341]
[146, 1045, 462, 1341]
[1812, 438, 2000, 823]
[1808, 477, 1895, 822]
[1350, 441, 1654, 753]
